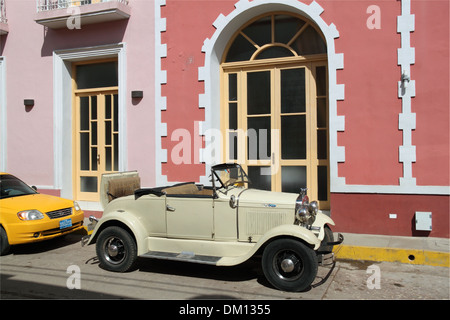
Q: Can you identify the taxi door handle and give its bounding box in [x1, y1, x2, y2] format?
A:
[166, 204, 176, 212]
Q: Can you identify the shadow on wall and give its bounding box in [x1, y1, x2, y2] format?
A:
[40, 19, 129, 57]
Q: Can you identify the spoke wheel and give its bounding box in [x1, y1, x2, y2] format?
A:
[96, 226, 137, 272]
[262, 238, 318, 292]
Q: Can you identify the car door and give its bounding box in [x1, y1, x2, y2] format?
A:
[165, 195, 214, 240]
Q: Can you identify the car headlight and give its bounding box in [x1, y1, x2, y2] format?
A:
[18, 210, 44, 221]
[296, 207, 309, 223]
[308, 201, 318, 215]
[74, 201, 81, 212]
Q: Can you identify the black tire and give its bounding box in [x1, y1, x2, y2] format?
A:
[318, 225, 334, 254]
[0, 226, 10, 256]
[262, 238, 318, 292]
[96, 226, 137, 272]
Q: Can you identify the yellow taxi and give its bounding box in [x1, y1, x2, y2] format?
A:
[0, 172, 84, 255]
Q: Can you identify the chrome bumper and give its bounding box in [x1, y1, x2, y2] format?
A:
[81, 235, 91, 247]
[317, 233, 344, 266]
[80, 215, 99, 247]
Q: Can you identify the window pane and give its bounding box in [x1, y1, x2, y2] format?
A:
[247, 117, 271, 160]
[248, 166, 271, 191]
[114, 134, 119, 171]
[105, 95, 112, 119]
[105, 121, 112, 145]
[76, 62, 118, 89]
[274, 14, 306, 44]
[91, 121, 97, 145]
[80, 132, 90, 171]
[317, 98, 327, 128]
[242, 16, 272, 47]
[281, 68, 305, 113]
[226, 34, 256, 62]
[229, 103, 237, 130]
[80, 176, 98, 193]
[316, 66, 327, 96]
[80, 97, 89, 130]
[228, 73, 237, 101]
[318, 166, 328, 201]
[281, 115, 306, 159]
[317, 130, 327, 159]
[255, 46, 294, 60]
[292, 25, 326, 56]
[91, 147, 97, 171]
[281, 166, 306, 193]
[91, 96, 97, 120]
[228, 131, 238, 160]
[113, 94, 119, 131]
[105, 147, 112, 171]
[247, 71, 271, 115]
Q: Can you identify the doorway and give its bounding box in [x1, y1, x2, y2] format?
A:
[72, 60, 119, 202]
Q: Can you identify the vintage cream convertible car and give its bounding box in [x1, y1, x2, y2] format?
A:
[82, 163, 343, 292]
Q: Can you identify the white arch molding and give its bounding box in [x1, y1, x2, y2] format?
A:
[196, 0, 345, 188]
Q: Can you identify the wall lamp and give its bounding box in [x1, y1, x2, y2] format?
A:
[401, 71, 410, 88]
[131, 91, 143, 99]
[24, 99, 35, 107]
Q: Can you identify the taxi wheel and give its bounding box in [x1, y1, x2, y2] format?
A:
[0, 226, 10, 256]
[96, 226, 137, 272]
[262, 238, 318, 292]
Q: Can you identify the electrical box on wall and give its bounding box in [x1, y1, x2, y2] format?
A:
[415, 211, 432, 231]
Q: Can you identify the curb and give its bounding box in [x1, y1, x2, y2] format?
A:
[334, 245, 450, 268]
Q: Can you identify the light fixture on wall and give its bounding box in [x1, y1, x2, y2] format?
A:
[24, 99, 35, 107]
[131, 91, 143, 99]
[401, 71, 410, 88]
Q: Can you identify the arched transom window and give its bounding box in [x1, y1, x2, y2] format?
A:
[221, 12, 330, 209]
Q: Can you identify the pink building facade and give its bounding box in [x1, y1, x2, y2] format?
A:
[1, 0, 449, 237]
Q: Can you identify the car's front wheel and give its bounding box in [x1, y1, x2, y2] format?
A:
[0, 226, 10, 256]
[96, 226, 137, 272]
[262, 238, 318, 292]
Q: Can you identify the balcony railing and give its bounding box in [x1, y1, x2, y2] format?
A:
[37, 0, 129, 12]
[0, 0, 8, 35]
[1, 0, 7, 23]
[35, 0, 131, 29]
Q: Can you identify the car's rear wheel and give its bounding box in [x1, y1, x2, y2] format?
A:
[262, 238, 318, 292]
[0, 226, 10, 256]
[96, 226, 137, 272]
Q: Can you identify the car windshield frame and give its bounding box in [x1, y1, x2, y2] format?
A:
[0, 174, 38, 200]
[211, 164, 251, 190]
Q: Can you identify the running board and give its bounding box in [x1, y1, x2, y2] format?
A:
[141, 251, 221, 265]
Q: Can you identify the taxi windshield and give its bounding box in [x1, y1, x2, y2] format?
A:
[0, 174, 38, 199]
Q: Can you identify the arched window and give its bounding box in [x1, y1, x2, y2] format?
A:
[221, 12, 330, 208]
[225, 13, 326, 62]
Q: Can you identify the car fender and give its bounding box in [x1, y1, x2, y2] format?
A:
[218, 224, 320, 266]
[256, 224, 321, 250]
[312, 212, 335, 241]
[87, 210, 149, 256]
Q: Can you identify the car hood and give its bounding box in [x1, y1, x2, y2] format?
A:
[0, 193, 74, 214]
[237, 188, 298, 209]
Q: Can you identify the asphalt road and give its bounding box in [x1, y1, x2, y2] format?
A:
[0, 232, 449, 304]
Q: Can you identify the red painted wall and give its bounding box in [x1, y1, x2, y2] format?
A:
[331, 193, 449, 237]
[411, 1, 450, 186]
[326, 0, 404, 185]
[161, 1, 235, 182]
